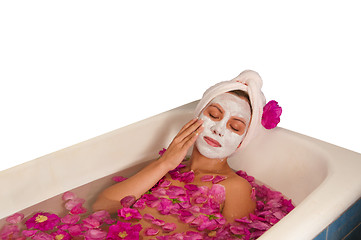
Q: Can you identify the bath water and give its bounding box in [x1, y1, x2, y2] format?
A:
[0, 157, 294, 239]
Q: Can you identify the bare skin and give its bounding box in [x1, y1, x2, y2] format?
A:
[93, 101, 256, 238]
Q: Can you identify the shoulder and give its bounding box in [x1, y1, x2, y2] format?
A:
[223, 172, 253, 192]
[221, 173, 256, 221]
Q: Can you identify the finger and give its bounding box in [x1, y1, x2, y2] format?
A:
[176, 118, 198, 137]
[182, 126, 204, 149]
[178, 119, 203, 141]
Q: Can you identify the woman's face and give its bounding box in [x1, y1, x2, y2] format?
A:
[195, 92, 251, 159]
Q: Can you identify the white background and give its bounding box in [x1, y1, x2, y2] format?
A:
[1, 1, 360, 172]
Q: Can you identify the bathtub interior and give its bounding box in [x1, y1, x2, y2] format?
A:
[229, 126, 328, 206]
[1, 100, 360, 239]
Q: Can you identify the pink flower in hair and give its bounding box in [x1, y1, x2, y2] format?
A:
[262, 100, 282, 129]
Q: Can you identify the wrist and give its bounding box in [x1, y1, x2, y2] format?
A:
[156, 156, 175, 173]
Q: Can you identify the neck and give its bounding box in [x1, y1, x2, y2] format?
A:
[189, 147, 230, 174]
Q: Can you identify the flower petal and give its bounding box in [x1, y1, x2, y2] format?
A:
[212, 175, 227, 184]
[6, 212, 24, 224]
[120, 195, 136, 208]
[201, 175, 214, 182]
[145, 227, 159, 236]
[162, 223, 176, 233]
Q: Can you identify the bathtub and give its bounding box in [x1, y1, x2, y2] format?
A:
[1, 100, 361, 239]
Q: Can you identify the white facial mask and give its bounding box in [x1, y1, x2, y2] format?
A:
[195, 93, 251, 159]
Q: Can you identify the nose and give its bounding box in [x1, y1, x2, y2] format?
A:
[211, 121, 226, 137]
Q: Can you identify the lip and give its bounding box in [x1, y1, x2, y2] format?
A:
[204, 136, 221, 147]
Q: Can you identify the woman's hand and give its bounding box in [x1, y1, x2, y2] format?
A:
[160, 118, 204, 170]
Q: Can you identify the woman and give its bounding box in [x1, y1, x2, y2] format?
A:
[93, 70, 270, 238]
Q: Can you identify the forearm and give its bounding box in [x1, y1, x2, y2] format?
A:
[94, 157, 171, 208]
[92, 118, 203, 213]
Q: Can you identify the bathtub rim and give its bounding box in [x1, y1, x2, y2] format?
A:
[1, 100, 361, 240]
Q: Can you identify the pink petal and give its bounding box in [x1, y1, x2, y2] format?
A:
[143, 213, 155, 221]
[158, 179, 172, 188]
[145, 227, 159, 236]
[184, 184, 199, 191]
[6, 213, 24, 224]
[152, 219, 165, 226]
[133, 198, 146, 209]
[120, 195, 136, 208]
[181, 171, 195, 183]
[158, 148, 167, 156]
[194, 196, 207, 204]
[22, 230, 37, 237]
[119, 208, 142, 220]
[152, 188, 167, 197]
[68, 225, 83, 236]
[209, 184, 226, 203]
[251, 187, 256, 201]
[65, 198, 85, 211]
[200, 175, 214, 182]
[235, 217, 252, 224]
[70, 203, 87, 214]
[212, 175, 227, 184]
[90, 210, 111, 221]
[33, 232, 53, 240]
[273, 211, 286, 219]
[61, 214, 80, 224]
[162, 223, 176, 233]
[0, 225, 20, 238]
[82, 217, 101, 228]
[167, 186, 186, 198]
[230, 225, 247, 235]
[111, 176, 128, 182]
[185, 231, 203, 239]
[248, 220, 271, 231]
[84, 229, 107, 239]
[62, 191, 76, 201]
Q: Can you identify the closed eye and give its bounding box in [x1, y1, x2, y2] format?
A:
[230, 125, 239, 132]
[209, 113, 219, 119]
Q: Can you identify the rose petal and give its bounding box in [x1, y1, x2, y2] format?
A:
[162, 223, 176, 233]
[22, 230, 37, 237]
[200, 175, 214, 182]
[6, 213, 24, 224]
[152, 218, 165, 226]
[145, 227, 159, 236]
[248, 220, 271, 231]
[62, 191, 76, 201]
[158, 148, 167, 156]
[84, 229, 107, 239]
[212, 175, 227, 184]
[61, 214, 80, 224]
[111, 176, 128, 182]
[120, 195, 136, 208]
[70, 203, 87, 215]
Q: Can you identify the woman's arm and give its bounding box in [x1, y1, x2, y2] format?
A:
[92, 118, 204, 213]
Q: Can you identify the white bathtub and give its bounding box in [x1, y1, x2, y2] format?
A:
[1, 101, 361, 239]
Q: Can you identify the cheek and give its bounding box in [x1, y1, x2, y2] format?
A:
[199, 114, 215, 130]
[224, 131, 244, 146]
